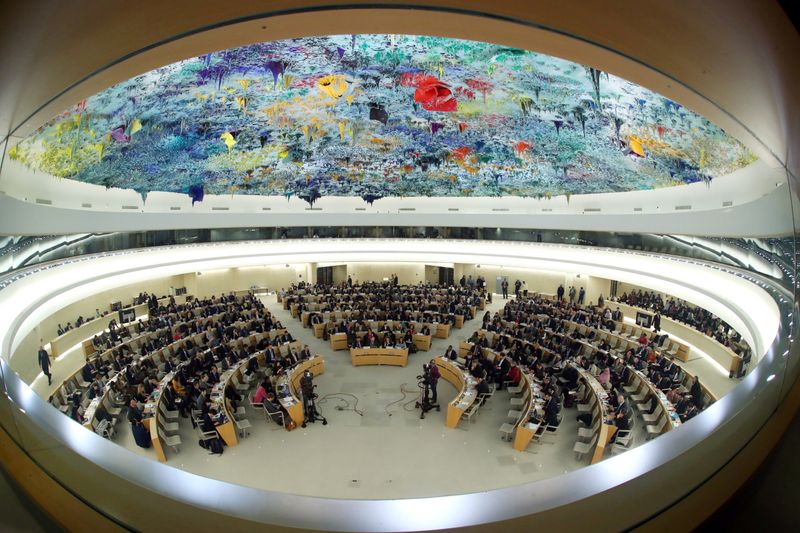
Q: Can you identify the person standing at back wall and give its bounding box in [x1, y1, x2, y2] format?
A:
[38, 345, 52, 386]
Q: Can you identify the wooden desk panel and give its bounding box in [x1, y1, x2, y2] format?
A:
[330, 333, 349, 351]
[513, 421, 540, 451]
[413, 334, 432, 351]
[434, 323, 450, 339]
[350, 348, 409, 367]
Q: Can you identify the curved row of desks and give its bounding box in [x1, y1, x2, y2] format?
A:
[477, 310, 719, 405]
[469, 322, 690, 437]
[327, 329, 432, 352]
[573, 364, 617, 463]
[70, 320, 294, 448]
[306, 311, 453, 339]
[434, 357, 478, 429]
[435, 355, 542, 449]
[144, 344, 319, 462]
[612, 301, 746, 374]
[49, 294, 189, 356]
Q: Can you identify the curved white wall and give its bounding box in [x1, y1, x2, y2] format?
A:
[0, 159, 791, 236]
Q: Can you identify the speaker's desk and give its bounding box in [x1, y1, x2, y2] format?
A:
[350, 347, 409, 367]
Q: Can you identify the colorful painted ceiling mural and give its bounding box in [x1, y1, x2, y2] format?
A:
[9, 34, 756, 204]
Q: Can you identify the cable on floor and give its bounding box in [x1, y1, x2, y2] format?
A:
[318, 393, 364, 416]
[400, 384, 422, 412]
[383, 383, 416, 416]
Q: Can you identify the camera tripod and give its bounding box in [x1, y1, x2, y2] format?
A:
[302, 390, 328, 427]
[415, 379, 440, 419]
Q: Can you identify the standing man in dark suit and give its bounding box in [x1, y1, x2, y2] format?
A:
[501, 279, 509, 299]
[653, 312, 662, 333]
[557, 284, 565, 302]
[514, 279, 522, 298]
[38, 346, 52, 386]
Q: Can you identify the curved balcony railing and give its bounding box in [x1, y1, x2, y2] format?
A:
[0, 237, 797, 531]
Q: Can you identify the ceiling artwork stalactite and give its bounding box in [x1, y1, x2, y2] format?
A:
[8, 34, 755, 205]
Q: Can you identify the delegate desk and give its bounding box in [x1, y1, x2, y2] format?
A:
[350, 347, 409, 367]
[511, 372, 544, 451]
[631, 370, 682, 433]
[82, 373, 122, 431]
[208, 361, 252, 448]
[277, 356, 326, 426]
[434, 356, 478, 428]
[330, 333, 349, 351]
[574, 365, 617, 463]
[143, 370, 177, 462]
[413, 334, 432, 351]
[434, 322, 451, 339]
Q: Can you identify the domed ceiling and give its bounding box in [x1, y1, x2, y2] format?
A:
[8, 34, 755, 204]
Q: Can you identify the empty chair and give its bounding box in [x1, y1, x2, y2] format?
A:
[102, 396, 121, 417]
[161, 417, 180, 433]
[510, 392, 529, 407]
[499, 422, 515, 442]
[507, 382, 525, 396]
[159, 427, 182, 453]
[636, 397, 654, 413]
[578, 417, 601, 440]
[234, 417, 252, 438]
[231, 375, 248, 393]
[507, 409, 523, 421]
[642, 409, 661, 423]
[461, 400, 481, 425]
[159, 401, 179, 421]
[646, 416, 668, 439]
[631, 387, 650, 403]
[622, 379, 641, 396]
[573, 434, 599, 461]
[611, 431, 635, 455]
